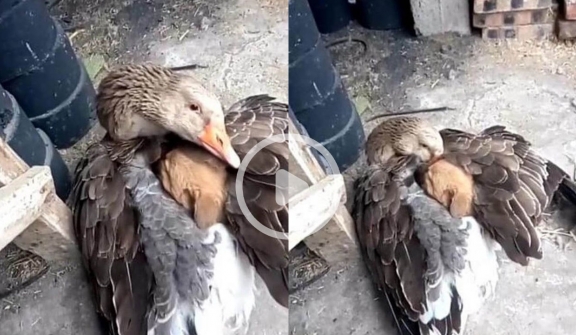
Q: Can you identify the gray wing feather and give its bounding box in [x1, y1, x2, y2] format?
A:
[122, 164, 216, 334]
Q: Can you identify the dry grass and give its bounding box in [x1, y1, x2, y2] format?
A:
[0, 246, 48, 299]
[5, 249, 47, 281]
[469, 38, 576, 80]
[538, 221, 576, 251]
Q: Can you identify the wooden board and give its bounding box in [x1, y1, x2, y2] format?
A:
[409, 0, 471, 36]
[0, 166, 53, 251]
[0, 138, 77, 262]
[287, 119, 357, 247]
[289, 174, 345, 250]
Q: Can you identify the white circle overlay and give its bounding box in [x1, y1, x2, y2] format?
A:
[235, 133, 341, 240]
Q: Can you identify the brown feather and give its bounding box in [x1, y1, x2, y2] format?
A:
[223, 95, 289, 308]
[433, 126, 562, 265]
[353, 156, 461, 333]
[70, 139, 153, 335]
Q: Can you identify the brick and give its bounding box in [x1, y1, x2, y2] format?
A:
[481, 23, 554, 40]
[558, 19, 576, 39]
[473, 0, 554, 13]
[564, 0, 576, 20]
[473, 7, 557, 27]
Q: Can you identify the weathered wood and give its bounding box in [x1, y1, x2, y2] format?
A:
[0, 138, 77, 262]
[289, 175, 345, 250]
[409, 0, 471, 36]
[13, 193, 77, 262]
[0, 166, 52, 251]
[288, 120, 357, 244]
[288, 123, 325, 185]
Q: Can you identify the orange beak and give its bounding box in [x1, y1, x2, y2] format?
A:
[198, 123, 241, 169]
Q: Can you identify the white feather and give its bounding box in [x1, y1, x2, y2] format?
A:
[193, 223, 257, 335]
[453, 217, 499, 333]
[419, 217, 499, 334]
[420, 273, 456, 324]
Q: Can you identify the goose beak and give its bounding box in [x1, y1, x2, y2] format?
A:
[198, 122, 241, 169]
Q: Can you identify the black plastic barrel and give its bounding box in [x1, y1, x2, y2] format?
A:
[355, 0, 413, 31]
[294, 79, 365, 170]
[308, 0, 352, 34]
[289, 0, 365, 171]
[0, 0, 58, 82]
[36, 128, 71, 200]
[319, 103, 364, 170]
[289, 40, 337, 112]
[4, 21, 82, 118]
[0, 86, 71, 200]
[0, 0, 95, 149]
[27, 54, 96, 150]
[289, 107, 332, 174]
[294, 78, 351, 142]
[289, 0, 321, 57]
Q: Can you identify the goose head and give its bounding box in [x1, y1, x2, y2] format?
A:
[96, 64, 240, 168]
[366, 116, 443, 165]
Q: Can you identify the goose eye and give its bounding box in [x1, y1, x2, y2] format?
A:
[189, 103, 200, 112]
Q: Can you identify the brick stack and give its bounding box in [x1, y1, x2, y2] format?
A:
[473, 0, 557, 40]
[558, 0, 576, 39]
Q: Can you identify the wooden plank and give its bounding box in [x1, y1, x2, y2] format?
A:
[288, 122, 325, 184]
[409, 0, 471, 36]
[289, 175, 345, 250]
[13, 193, 77, 262]
[0, 166, 52, 251]
[0, 138, 77, 262]
[287, 119, 357, 244]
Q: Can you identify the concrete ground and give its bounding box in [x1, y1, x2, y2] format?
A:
[0, 0, 287, 334]
[289, 25, 576, 335]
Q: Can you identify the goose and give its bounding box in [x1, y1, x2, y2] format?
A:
[71, 64, 287, 335]
[353, 116, 576, 335]
[155, 94, 289, 309]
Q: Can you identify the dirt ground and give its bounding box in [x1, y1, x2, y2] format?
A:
[289, 24, 576, 335]
[0, 0, 287, 334]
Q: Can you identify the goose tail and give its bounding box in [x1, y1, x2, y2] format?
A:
[193, 223, 256, 335]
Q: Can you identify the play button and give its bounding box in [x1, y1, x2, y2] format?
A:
[275, 169, 309, 206]
[235, 133, 341, 240]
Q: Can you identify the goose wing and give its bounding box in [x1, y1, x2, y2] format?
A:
[437, 126, 566, 265]
[70, 140, 152, 335]
[353, 156, 462, 335]
[224, 95, 290, 307]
